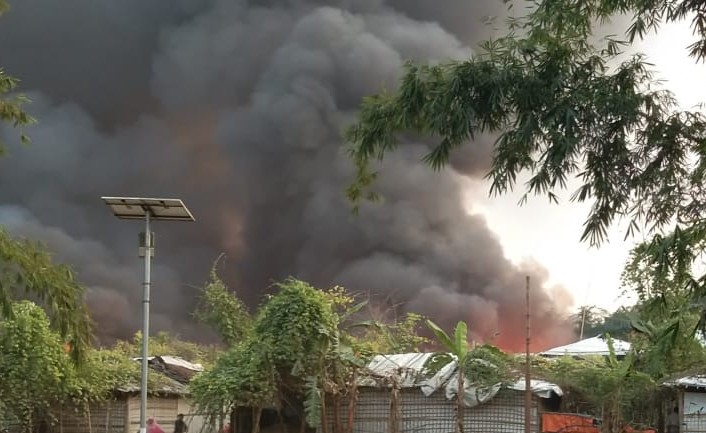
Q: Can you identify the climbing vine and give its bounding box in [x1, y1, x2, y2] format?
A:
[193, 260, 252, 346]
[535, 339, 657, 431]
[190, 277, 430, 433]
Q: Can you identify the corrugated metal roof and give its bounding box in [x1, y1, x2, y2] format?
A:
[358, 352, 562, 408]
[120, 355, 203, 395]
[159, 355, 204, 372]
[361, 353, 436, 387]
[133, 356, 204, 372]
[665, 375, 706, 390]
[540, 336, 631, 357]
[115, 375, 188, 396]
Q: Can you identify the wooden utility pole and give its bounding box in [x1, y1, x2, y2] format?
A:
[525, 276, 532, 433]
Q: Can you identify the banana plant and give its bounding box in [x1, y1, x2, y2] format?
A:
[427, 320, 470, 433]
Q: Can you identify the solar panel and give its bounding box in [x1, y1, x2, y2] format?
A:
[100, 197, 195, 221]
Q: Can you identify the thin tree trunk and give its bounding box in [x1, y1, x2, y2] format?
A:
[332, 395, 341, 433]
[346, 370, 358, 433]
[456, 366, 465, 433]
[87, 404, 93, 433]
[320, 392, 328, 433]
[389, 379, 400, 433]
[251, 407, 262, 433]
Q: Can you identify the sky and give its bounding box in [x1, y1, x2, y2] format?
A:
[469, 21, 706, 313]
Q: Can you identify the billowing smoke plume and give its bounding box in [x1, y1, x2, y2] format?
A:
[0, 0, 574, 350]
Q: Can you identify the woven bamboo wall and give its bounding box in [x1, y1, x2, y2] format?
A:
[53, 400, 127, 433]
[0, 397, 213, 433]
[320, 388, 540, 433]
[684, 413, 706, 433]
[126, 395, 179, 433]
[177, 399, 211, 433]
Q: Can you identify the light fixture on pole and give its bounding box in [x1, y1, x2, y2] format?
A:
[101, 197, 195, 433]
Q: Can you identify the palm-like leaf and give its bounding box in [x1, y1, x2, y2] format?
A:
[426, 320, 456, 354]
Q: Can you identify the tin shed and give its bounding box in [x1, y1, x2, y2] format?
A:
[1, 356, 211, 433]
[663, 375, 706, 433]
[319, 353, 563, 433]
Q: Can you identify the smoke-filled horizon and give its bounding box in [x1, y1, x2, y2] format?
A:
[0, 0, 574, 351]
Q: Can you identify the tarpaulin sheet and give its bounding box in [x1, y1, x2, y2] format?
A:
[542, 413, 598, 433]
[542, 414, 655, 433]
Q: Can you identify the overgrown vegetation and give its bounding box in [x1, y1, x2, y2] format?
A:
[342, 0, 706, 428]
[535, 338, 658, 431]
[345, 0, 706, 347]
[0, 299, 219, 433]
[193, 260, 252, 346]
[190, 276, 430, 433]
[0, 228, 92, 362]
[0, 0, 33, 153]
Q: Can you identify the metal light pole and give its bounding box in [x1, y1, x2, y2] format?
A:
[101, 197, 195, 433]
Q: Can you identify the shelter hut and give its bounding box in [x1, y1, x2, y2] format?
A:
[1, 356, 210, 433]
[662, 374, 706, 433]
[540, 336, 631, 359]
[318, 353, 563, 433]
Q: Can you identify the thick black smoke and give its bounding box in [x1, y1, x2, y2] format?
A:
[0, 0, 573, 350]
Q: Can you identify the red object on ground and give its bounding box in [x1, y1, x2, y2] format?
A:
[542, 413, 600, 433]
[542, 413, 655, 433]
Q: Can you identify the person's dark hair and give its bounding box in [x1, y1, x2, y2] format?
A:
[674, 407, 679, 413]
[177, 414, 184, 419]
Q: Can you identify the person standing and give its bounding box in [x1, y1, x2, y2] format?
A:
[147, 418, 166, 433]
[174, 414, 188, 433]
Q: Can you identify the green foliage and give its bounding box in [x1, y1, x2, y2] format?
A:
[0, 1, 35, 152]
[124, 331, 221, 367]
[189, 339, 277, 418]
[0, 68, 33, 151]
[572, 306, 635, 340]
[617, 0, 706, 61]
[193, 260, 252, 346]
[191, 278, 369, 429]
[347, 0, 706, 246]
[0, 302, 213, 432]
[424, 320, 515, 387]
[256, 278, 339, 373]
[426, 320, 469, 362]
[424, 320, 515, 433]
[191, 279, 431, 430]
[628, 299, 706, 378]
[347, 0, 706, 341]
[0, 5, 89, 363]
[464, 344, 516, 388]
[379, 312, 429, 353]
[0, 228, 92, 362]
[343, 311, 429, 358]
[68, 347, 139, 402]
[0, 301, 72, 429]
[538, 348, 657, 429]
[620, 244, 706, 376]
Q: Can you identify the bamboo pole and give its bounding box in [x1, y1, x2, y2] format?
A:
[346, 369, 358, 433]
[389, 378, 400, 433]
[525, 276, 532, 433]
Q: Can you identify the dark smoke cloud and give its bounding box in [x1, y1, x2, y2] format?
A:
[0, 0, 573, 350]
